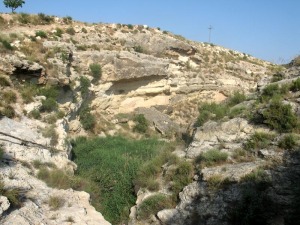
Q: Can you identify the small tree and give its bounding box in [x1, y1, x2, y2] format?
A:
[3, 0, 25, 13]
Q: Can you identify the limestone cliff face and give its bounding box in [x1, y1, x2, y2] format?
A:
[0, 13, 274, 133]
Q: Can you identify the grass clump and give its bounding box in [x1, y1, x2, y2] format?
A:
[55, 28, 64, 37]
[66, 27, 76, 35]
[241, 168, 271, 184]
[0, 180, 21, 208]
[133, 114, 148, 133]
[79, 106, 95, 131]
[278, 134, 297, 150]
[244, 132, 274, 153]
[232, 148, 254, 162]
[35, 30, 47, 38]
[1, 90, 16, 103]
[79, 76, 90, 95]
[137, 194, 173, 220]
[227, 91, 246, 106]
[134, 149, 178, 192]
[16, 13, 31, 24]
[48, 195, 65, 210]
[63, 16, 73, 24]
[37, 168, 73, 189]
[41, 125, 58, 146]
[169, 161, 193, 200]
[20, 83, 38, 103]
[28, 109, 41, 119]
[0, 76, 10, 86]
[195, 149, 228, 167]
[206, 174, 231, 191]
[89, 63, 102, 80]
[133, 45, 144, 53]
[290, 77, 300, 92]
[40, 98, 58, 112]
[271, 72, 284, 82]
[72, 136, 170, 224]
[0, 105, 15, 118]
[195, 102, 229, 127]
[36, 13, 54, 24]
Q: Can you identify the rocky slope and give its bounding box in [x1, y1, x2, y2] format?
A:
[0, 12, 296, 225]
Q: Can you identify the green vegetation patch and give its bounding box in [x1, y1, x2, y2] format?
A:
[244, 132, 274, 153]
[290, 77, 300, 92]
[72, 136, 170, 224]
[133, 114, 148, 133]
[137, 194, 173, 220]
[262, 99, 299, 133]
[195, 149, 228, 167]
[89, 63, 102, 80]
[196, 102, 229, 127]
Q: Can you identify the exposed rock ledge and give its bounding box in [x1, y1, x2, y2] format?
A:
[0, 117, 111, 225]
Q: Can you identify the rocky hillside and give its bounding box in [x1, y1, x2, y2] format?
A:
[1, 12, 298, 225]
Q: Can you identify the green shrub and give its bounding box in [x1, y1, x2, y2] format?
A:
[232, 148, 254, 162]
[28, 109, 41, 119]
[290, 78, 300, 92]
[137, 194, 173, 220]
[1, 90, 16, 103]
[55, 28, 64, 37]
[79, 76, 90, 95]
[127, 24, 133, 29]
[38, 86, 59, 99]
[195, 102, 229, 127]
[37, 13, 54, 24]
[0, 39, 13, 51]
[195, 149, 228, 167]
[261, 83, 281, 100]
[133, 45, 144, 53]
[79, 106, 95, 130]
[48, 195, 65, 210]
[37, 168, 73, 189]
[17, 13, 31, 24]
[0, 76, 10, 86]
[40, 98, 58, 112]
[133, 114, 148, 133]
[44, 114, 58, 124]
[262, 99, 299, 133]
[81, 27, 87, 33]
[134, 149, 177, 191]
[21, 83, 38, 103]
[66, 27, 75, 35]
[229, 106, 246, 119]
[278, 134, 297, 150]
[1, 105, 15, 118]
[63, 16, 73, 24]
[35, 30, 47, 38]
[271, 73, 284, 82]
[0, 180, 21, 208]
[89, 63, 102, 79]
[227, 91, 246, 106]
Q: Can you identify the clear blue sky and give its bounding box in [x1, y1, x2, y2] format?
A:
[0, 0, 299, 64]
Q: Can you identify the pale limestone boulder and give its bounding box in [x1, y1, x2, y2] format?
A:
[186, 118, 254, 158]
[0, 196, 10, 216]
